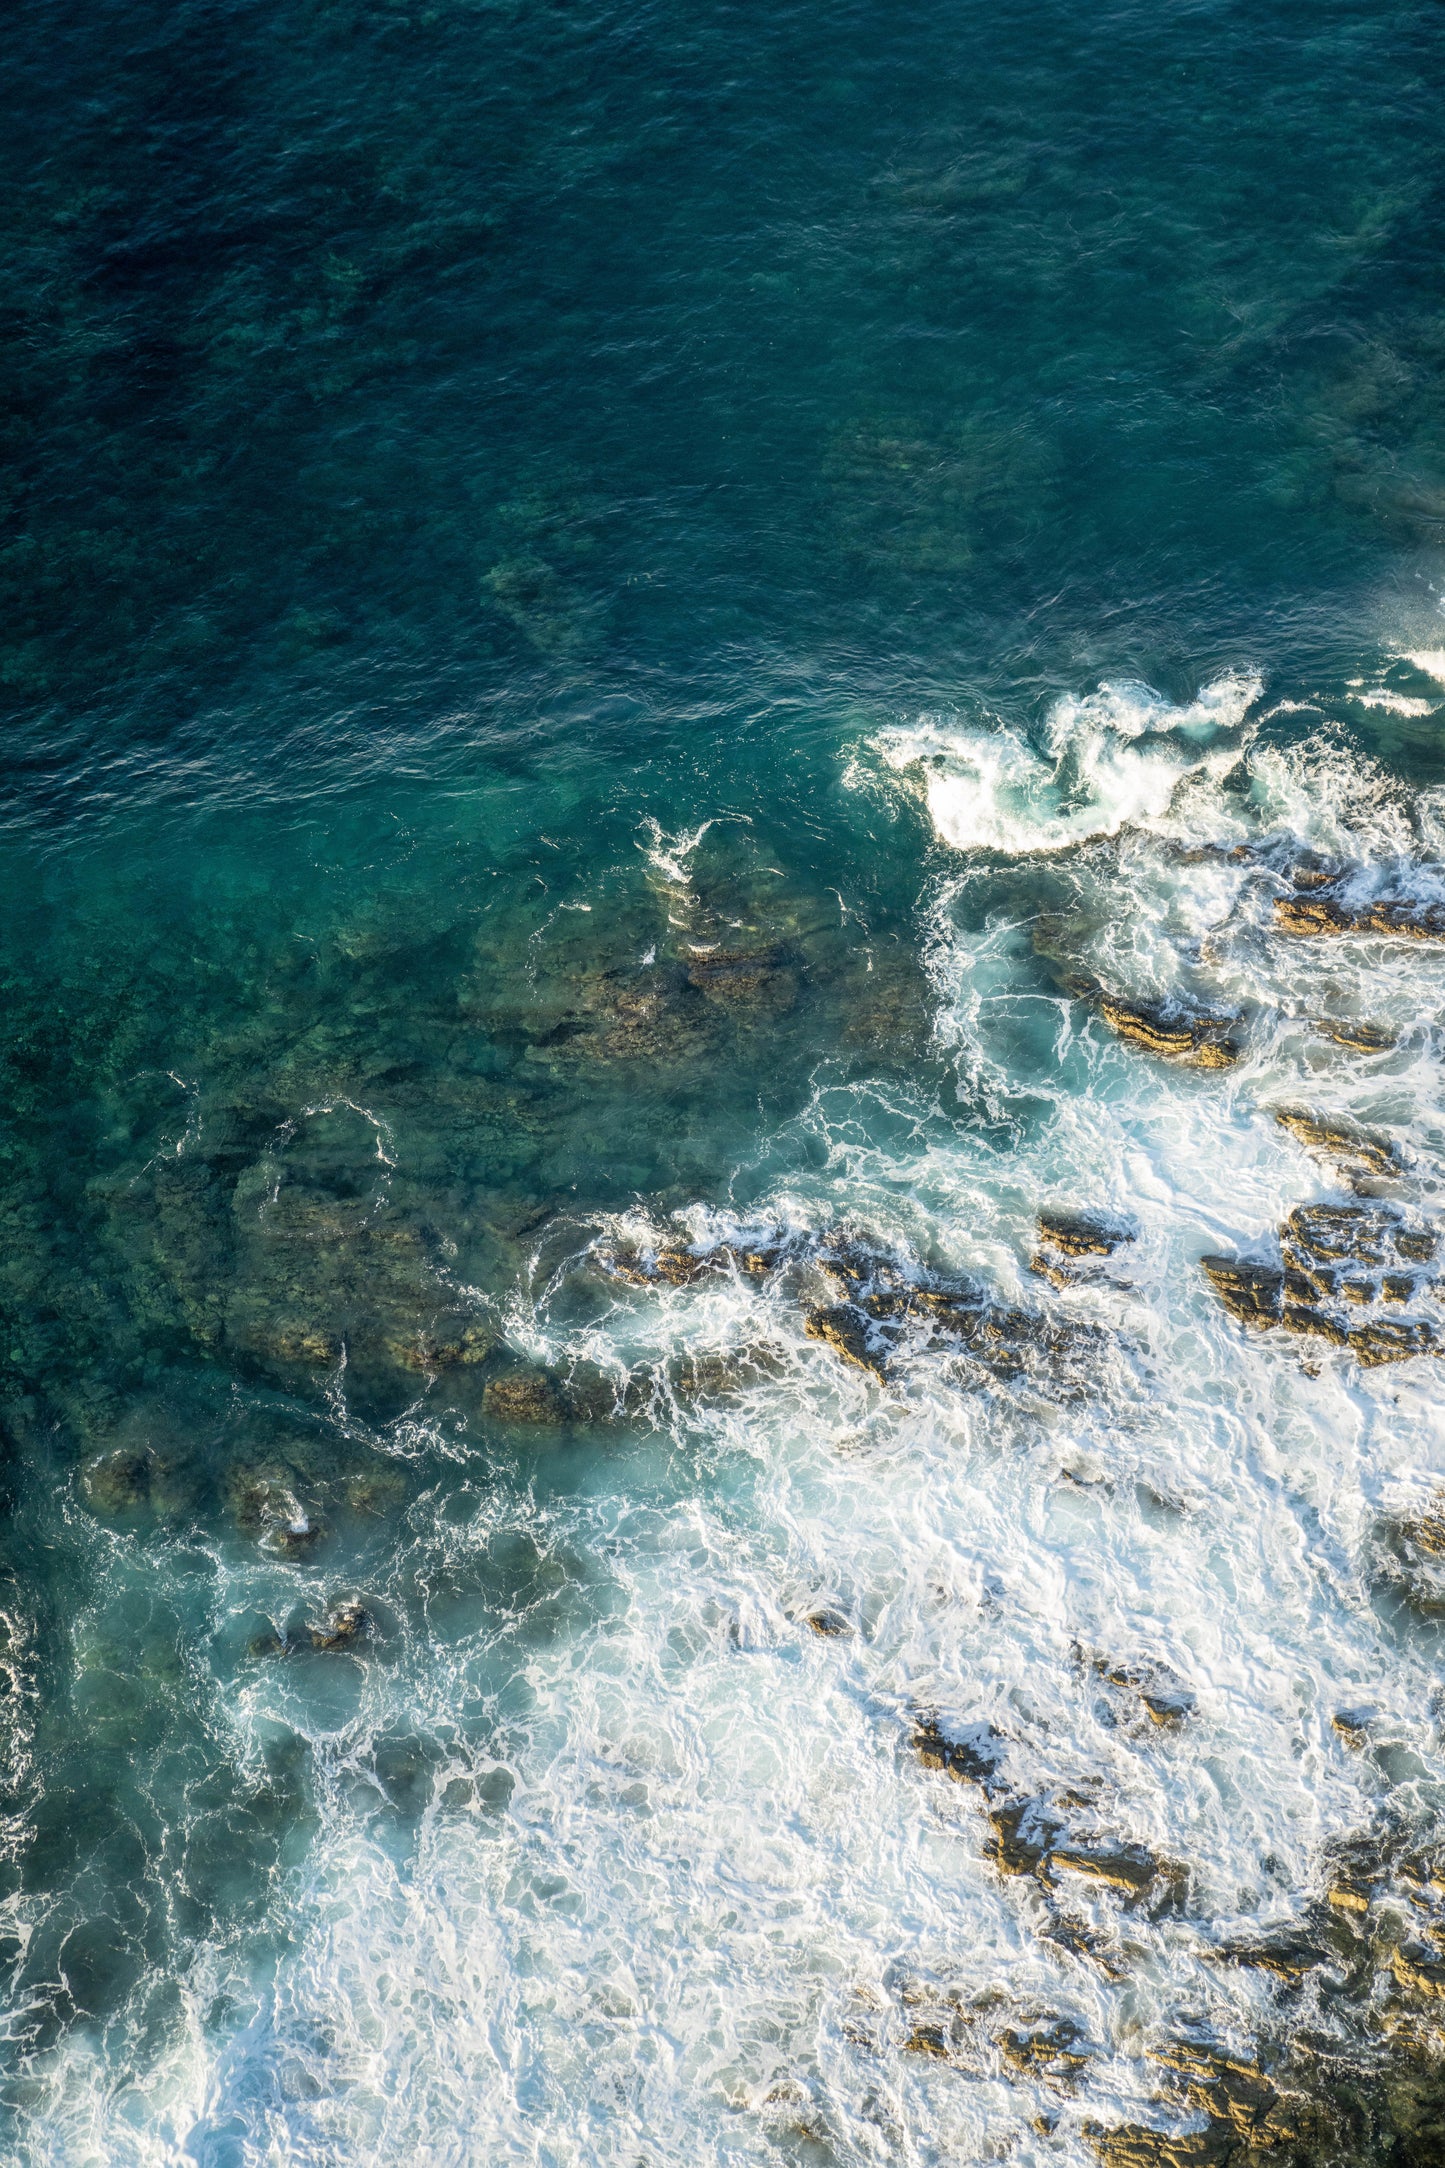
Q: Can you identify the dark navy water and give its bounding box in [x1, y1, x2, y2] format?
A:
[4, 3, 1445, 2161]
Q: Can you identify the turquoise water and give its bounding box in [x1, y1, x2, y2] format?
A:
[4, 2, 1445, 2161]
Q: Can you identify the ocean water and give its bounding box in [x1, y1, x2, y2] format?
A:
[4, 1, 1445, 2161]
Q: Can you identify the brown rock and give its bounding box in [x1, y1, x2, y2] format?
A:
[482, 1370, 567, 1423]
[1200, 1256, 1283, 1328]
[1098, 995, 1239, 1067]
[804, 1303, 888, 1379]
[1274, 1109, 1402, 1183]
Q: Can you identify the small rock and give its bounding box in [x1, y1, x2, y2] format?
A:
[804, 1303, 888, 1379]
[309, 1599, 370, 1652]
[1274, 1109, 1402, 1184]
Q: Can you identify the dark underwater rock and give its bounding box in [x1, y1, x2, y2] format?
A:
[223, 1462, 323, 1553]
[81, 1447, 152, 1517]
[482, 1369, 567, 1424]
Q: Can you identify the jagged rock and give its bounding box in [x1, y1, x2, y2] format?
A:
[482, 1370, 567, 1423]
[1392, 1948, 1445, 2000]
[1032, 1209, 1135, 1286]
[1212, 1931, 1331, 1983]
[913, 1716, 1010, 1792]
[1038, 1210, 1131, 1259]
[1274, 1109, 1402, 1185]
[1331, 1709, 1375, 1747]
[1086, 2121, 1232, 2167]
[987, 1798, 1065, 1877]
[1152, 2042, 1294, 2141]
[1312, 1017, 1396, 1053]
[1203, 1206, 1441, 1365]
[1050, 1839, 1183, 1905]
[803, 1608, 851, 1637]
[1276, 887, 1445, 942]
[1200, 1256, 1283, 1328]
[1096, 1657, 1197, 1726]
[1097, 994, 1240, 1068]
[805, 1302, 889, 1378]
[903, 2023, 952, 2059]
[1000, 2019, 1091, 2081]
[309, 1599, 370, 1652]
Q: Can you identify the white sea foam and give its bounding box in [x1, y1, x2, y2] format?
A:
[875, 673, 1261, 855]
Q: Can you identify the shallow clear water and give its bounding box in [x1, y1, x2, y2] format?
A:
[4, 2, 1445, 2161]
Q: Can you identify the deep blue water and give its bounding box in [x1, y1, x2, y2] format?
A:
[3, 2, 1445, 2161]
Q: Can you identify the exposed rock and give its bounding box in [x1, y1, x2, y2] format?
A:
[913, 1716, 1011, 1793]
[1276, 887, 1445, 942]
[987, 1798, 1066, 1877]
[1211, 1931, 1332, 1983]
[1392, 1948, 1445, 2000]
[482, 1369, 567, 1424]
[1086, 2120, 1232, 2167]
[1152, 2042, 1297, 2142]
[1202, 1206, 1441, 1365]
[903, 2023, 952, 2060]
[1049, 1839, 1183, 1906]
[1274, 1109, 1402, 1186]
[1033, 1209, 1135, 1287]
[1000, 2018, 1091, 2082]
[804, 1302, 889, 1379]
[1311, 1017, 1396, 1054]
[309, 1599, 370, 1652]
[1200, 1256, 1283, 1328]
[1096, 1657, 1197, 1727]
[1097, 994, 1240, 1068]
[803, 1608, 851, 1637]
[1038, 1210, 1132, 1259]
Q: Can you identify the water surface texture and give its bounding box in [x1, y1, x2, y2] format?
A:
[4, 2, 1445, 2162]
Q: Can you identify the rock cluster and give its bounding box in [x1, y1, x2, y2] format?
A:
[596, 1221, 1105, 1391]
[1201, 1205, 1440, 1365]
[913, 1714, 1188, 1915]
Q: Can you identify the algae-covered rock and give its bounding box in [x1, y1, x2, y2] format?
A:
[1276, 884, 1445, 942]
[309, 1599, 370, 1652]
[81, 1447, 152, 1517]
[482, 1369, 567, 1424]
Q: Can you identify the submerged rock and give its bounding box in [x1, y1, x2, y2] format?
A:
[482, 1369, 568, 1424]
[81, 1446, 152, 1517]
